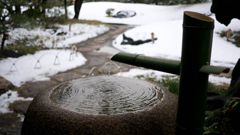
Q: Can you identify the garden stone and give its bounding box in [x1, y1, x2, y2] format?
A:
[0, 76, 13, 95]
[51, 72, 82, 82]
[19, 81, 57, 98]
[9, 101, 32, 115]
[22, 76, 178, 135]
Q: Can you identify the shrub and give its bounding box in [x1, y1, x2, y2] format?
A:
[217, 30, 240, 47]
[204, 97, 240, 135]
[232, 31, 240, 47]
[106, 8, 115, 17]
[5, 36, 45, 55]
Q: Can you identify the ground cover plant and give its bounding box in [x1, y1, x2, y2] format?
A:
[204, 97, 240, 135]
[135, 74, 179, 94]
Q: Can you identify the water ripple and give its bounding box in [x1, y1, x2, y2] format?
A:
[50, 76, 163, 115]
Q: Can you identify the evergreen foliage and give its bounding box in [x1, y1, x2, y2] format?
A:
[204, 97, 240, 135]
[0, 0, 66, 50]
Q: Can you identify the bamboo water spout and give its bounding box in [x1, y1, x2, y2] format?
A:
[111, 11, 230, 135]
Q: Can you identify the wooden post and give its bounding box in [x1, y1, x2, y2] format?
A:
[151, 32, 154, 43]
[69, 23, 72, 32]
[227, 29, 231, 41]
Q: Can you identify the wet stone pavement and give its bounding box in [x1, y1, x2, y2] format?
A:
[0, 25, 134, 135]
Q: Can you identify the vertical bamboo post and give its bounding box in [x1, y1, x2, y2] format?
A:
[176, 11, 214, 135]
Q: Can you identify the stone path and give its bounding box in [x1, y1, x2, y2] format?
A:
[0, 24, 133, 135]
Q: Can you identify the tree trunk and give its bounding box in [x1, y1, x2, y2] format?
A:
[73, 0, 83, 19]
[15, 5, 21, 14]
[41, 0, 47, 16]
[1, 33, 7, 50]
[64, 0, 68, 19]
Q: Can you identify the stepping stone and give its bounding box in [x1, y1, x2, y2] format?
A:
[72, 43, 85, 47]
[78, 47, 94, 52]
[93, 38, 106, 43]
[90, 45, 101, 49]
[74, 68, 91, 75]
[19, 81, 57, 98]
[100, 65, 119, 74]
[51, 72, 82, 82]
[9, 101, 32, 115]
[74, 68, 102, 76]
[0, 76, 13, 95]
[86, 51, 109, 56]
[100, 63, 130, 74]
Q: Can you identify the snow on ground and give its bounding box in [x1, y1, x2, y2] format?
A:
[68, 2, 212, 25]
[67, 2, 240, 66]
[0, 50, 86, 87]
[5, 24, 109, 48]
[0, 90, 33, 114]
[0, 17, 109, 87]
[68, 2, 239, 84]
[115, 68, 231, 85]
[112, 17, 240, 68]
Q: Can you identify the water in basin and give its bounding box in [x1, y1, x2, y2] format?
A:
[50, 76, 163, 115]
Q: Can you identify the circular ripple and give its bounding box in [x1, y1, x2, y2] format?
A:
[50, 76, 163, 114]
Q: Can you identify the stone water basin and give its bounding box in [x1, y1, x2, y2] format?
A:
[21, 76, 178, 135]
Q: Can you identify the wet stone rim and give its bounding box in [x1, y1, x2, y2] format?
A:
[22, 76, 178, 135]
[49, 76, 164, 115]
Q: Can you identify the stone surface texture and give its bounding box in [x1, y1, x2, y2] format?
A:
[0, 76, 13, 95]
[22, 79, 178, 135]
